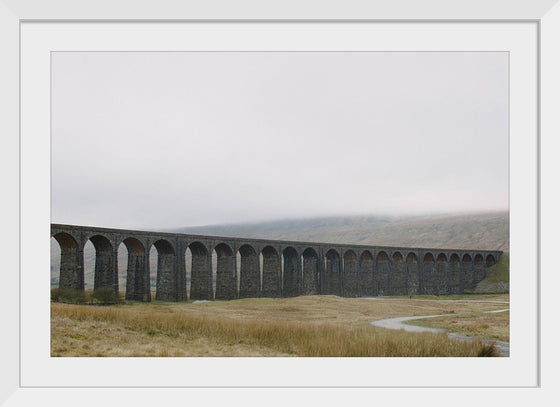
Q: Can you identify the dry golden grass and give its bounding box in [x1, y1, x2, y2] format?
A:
[51, 295, 508, 357]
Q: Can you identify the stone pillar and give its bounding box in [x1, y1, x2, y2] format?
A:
[233, 244, 239, 299]
[176, 243, 187, 301]
[406, 253, 419, 295]
[59, 247, 84, 292]
[113, 250, 119, 294]
[297, 252, 303, 296]
[360, 251, 374, 297]
[417, 251, 424, 294]
[215, 246, 236, 300]
[472, 255, 486, 287]
[239, 246, 260, 298]
[283, 248, 299, 297]
[376, 252, 390, 296]
[155, 250, 178, 301]
[421, 253, 437, 295]
[358, 255, 363, 297]
[302, 250, 319, 295]
[125, 250, 148, 301]
[436, 257, 447, 296]
[261, 247, 281, 297]
[318, 248, 326, 295]
[93, 248, 117, 293]
[190, 244, 213, 301]
[144, 249, 152, 302]
[461, 256, 475, 290]
[325, 250, 342, 296]
[391, 254, 407, 295]
[342, 251, 359, 297]
[447, 257, 460, 294]
[387, 256, 393, 295]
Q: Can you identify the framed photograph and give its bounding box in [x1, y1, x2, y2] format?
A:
[2, 0, 558, 405]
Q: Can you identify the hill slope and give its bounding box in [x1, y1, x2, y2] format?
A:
[174, 211, 509, 251]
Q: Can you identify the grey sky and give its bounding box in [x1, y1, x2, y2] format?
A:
[51, 52, 508, 230]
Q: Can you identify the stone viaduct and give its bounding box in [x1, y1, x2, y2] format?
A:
[51, 223, 503, 302]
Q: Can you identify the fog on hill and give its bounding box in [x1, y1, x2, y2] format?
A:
[174, 211, 509, 251]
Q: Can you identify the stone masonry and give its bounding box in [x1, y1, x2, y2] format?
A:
[51, 223, 503, 302]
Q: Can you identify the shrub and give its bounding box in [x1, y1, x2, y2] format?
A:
[477, 342, 498, 357]
[51, 288, 86, 304]
[92, 287, 122, 305]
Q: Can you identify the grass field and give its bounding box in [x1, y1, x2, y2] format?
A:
[51, 294, 508, 357]
[405, 310, 509, 342]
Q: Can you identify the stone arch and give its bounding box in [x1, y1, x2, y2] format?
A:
[122, 237, 149, 301]
[406, 252, 419, 295]
[152, 239, 179, 301]
[214, 243, 236, 300]
[391, 252, 407, 295]
[261, 246, 281, 297]
[422, 252, 436, 295]
[188, 241, 212, 300]
[376, 251, 390, 296]
[52, 232, 83, 292]
[282, 247, 300, 297]
[406, 252, 418, 262]
[239, 244, 260, 298]
[424, 252, 435, 262]
[360, 250, 374, 296]
[153, 239, 175, 254]
[486, 254, 496, 267]
[326, 249, 342, 296]
[448, 253, 461, 294]
[53, 231, 78, 250]
[343, 250, 359, 297]
[89, 235, 117, 294]
[302, 248, 320, 295]
[436, 253, 448, 295]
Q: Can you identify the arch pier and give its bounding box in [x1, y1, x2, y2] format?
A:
[51, 224, 503, 302]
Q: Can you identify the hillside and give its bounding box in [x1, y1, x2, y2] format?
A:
[174, 211, 509, 251]
[51, 211, 509, 288]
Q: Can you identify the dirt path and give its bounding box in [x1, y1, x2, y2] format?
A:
[370, 309, 510, 357]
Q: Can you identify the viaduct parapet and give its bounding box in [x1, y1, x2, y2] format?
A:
[51, 223, 503, 302]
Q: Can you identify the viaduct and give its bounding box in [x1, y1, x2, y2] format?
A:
[51, 223, 503, 302]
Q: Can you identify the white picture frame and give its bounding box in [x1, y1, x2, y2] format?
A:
[2, 0, 559, 405]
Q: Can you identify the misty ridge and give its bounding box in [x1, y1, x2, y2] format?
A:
[173, 211, 508, 251]
[50, 211, 508, 288]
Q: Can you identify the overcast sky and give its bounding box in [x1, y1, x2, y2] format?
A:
[51, 51, 508, 230]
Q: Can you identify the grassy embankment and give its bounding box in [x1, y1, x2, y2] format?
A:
[51, 295, 507, 357]
[467, 252, 510, 294]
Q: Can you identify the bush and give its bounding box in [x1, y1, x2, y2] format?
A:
[51, 288, 86, 304]
[477, 342, 499, 357]
[92, 287, 122, 305]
